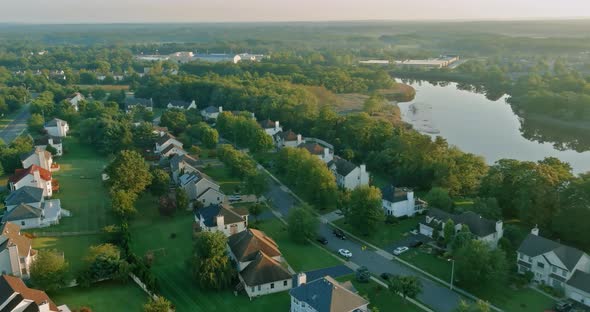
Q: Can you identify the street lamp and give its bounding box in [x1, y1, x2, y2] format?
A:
[448, 258, 455, 290]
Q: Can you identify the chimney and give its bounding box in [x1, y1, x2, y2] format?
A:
[323, 148, 331, 161]
[219, 106, 223, 113]
[296, 273, 307, 286]
[531, 225, 539, 236]
[496, 220, 503, 235]
[360, 164, 366, 174]
[216, 214, 225, 228]
[297, 134, 303, 145]
[275, 121, 280, 131]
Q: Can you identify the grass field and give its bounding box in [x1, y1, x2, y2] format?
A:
[201, 164, 244, 194]
[50, 280, 147, 312]
[333, 217, 420, 248]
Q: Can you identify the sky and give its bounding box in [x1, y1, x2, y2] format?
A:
[3, 0, 590, 23]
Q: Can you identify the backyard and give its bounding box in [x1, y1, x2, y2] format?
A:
[201, 164, 244, 195]
[50, 280, 147, 312]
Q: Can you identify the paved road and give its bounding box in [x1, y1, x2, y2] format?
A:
[264, 178, 463, 312]
[0, 105, 30, 143]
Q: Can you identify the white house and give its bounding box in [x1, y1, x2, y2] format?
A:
[0, 223, 36, 278]
[259, 119, 283, 137]
[0, 274, 69, 312]
[274, 130, 304, 148]
[155, 133, 184, 154]
[180, 172, 224, 207]
[66, 92, 84, 111]
[4, 186, 63, 229]
[124, 97, 153, 113]
[517, 227, 590, 307]
[44, 118, 69, 137]
[194, 203, 248, 237]
[200, 106, 223, 120]
[160, 144, 186, 159]
[381, 186, 425, 217]
[21, 148, 55, 172]
[167, 100, 196, 110]
[34, 135, 63, 156]
[328, 156, 369, 190]
[297, 142, 333, 164]
[170, 154, 201, 183]
[9, 165, 55, 197]
[419, 208, 504, 248]
[289, 274, 369, 312]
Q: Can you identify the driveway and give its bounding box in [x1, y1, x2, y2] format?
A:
[264, 177, 464, 312]
[0, 105, 30, 143]
[386, 234, 432, 252]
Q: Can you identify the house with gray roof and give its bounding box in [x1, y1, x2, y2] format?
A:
[517, 227, 590, 307]
[381, 185, 426, 217]
[419, 208, 504, 248]
[4, 186, 44, 211]
[124, 97, 153, 112]
[200, 105, 222, 120]
[34, 135, 63, 156]
[44, 118, 69, 137]
[194, 203, 248, 237]
[290, 274, 369, 312]
[328, 156, 369, 190]
[170, 154, 201, 183]
[179, 171, 224, 207]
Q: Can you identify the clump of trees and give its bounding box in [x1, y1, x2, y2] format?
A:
[143, 296, 173, 312]
[342, 186, 384, 236]
[192, 231, 236, 290]
[388, 275, 423, 302]
[105, 150, 152, 217]
[30, 249, 70, 291]
[77, 243, 131, 287]
[287, 205, 319, 244]
[217, 112, 273, 152]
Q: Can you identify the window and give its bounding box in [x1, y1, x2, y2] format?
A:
[257, 285, 261, 291]
[552, 266, 557, 273]
[251, 287, 255, 293]
[21, 221, 25, 226]
[284, 280, 288, 286]
[537, 262, 544, 269]
[270, 283, 274, 289]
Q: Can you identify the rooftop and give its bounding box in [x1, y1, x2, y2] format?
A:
[228, 228, 281, 262]
[289, 275, 368, 312]
[0, 222, 32, 258]
[9, 165, 52, 183]
[239, 251, 291, 287]
[196, 203, 246, 228]
[517, 233, 586, 271]
[0, 275, 58, 311]
[328, 156, 358, 177]
[425, 208, 498, 238]
[381, 185, 411, 203]
[4, 186, 44, 206]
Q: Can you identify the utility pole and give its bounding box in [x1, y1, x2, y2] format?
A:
[448, 258, 455, 290]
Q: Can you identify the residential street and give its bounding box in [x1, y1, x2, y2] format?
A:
[264, 177, 464, 312]
[0, 105, 30, 143]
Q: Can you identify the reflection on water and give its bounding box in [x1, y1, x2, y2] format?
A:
[397, 79, 590, 174]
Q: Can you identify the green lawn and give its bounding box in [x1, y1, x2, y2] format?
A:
[50, 280, 147, 312]
[33, 234, 107, 274]
[202, 165, 245, 194]
[399, 248, 453, 281]
[336, 275, 424, 312]
[333, 217, 420, 248]
[256, 218, 341, 272]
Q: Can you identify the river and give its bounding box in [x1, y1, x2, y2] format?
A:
[397, 80, 590, 174]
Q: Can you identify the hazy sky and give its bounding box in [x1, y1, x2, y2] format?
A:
[3, 0, 590, 23]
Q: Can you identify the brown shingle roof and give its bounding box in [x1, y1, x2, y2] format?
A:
[276, 130, 298, 141]
[239, 251, 291, 286]
[0, 222, 33, 258]
[299, 143, 325, 155]
[1, 275, 58, 311]
[228, 229, 281, 262]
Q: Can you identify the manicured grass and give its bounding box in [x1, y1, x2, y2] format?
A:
[202, 165, 240, 183]
[333, 217, 420, 248]
[256, 218, 341, 272]
[336, 275, 424, 312]
[50, 280, 147, 312]
[32, 234, 107, 274]
[370, 173, 390, 189]
[399, 248, 452, 281]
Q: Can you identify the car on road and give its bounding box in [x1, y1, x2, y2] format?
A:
[333, 229, 346, 240]
[393, 246, 409, 255]
[554, 300, 573, 312]
[380, 272, 392, 280]
[338, 249, 352, 258]
[316, 236, 328, 245]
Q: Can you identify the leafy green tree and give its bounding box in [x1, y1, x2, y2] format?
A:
[83, 244, 129, 282]
[30, 249, 69, 291]
[45, 144, 58, 156]
[106, 150, 152, 194]
[287, 205, 319, 244]
[143, 296, 173, 312]
[450, 225, 472, 253]
[443, 219, 456, 247]
[454, 240, 508, 288]
[176, 188, 189, 211]
[388, 275, 423, 302]
[150, 168, 171, 196]
[192, 232, 235, 290]
[425, 187, 453, 211]
[110, 189, 138, 217]
[197, 123, 219, 149]
[27, 113, 45, 134]
[158, 195, 177, 216]
[345, 186, 384, 236]
[90, 88, 107, 100]
[363, 95, 384, 114]
[355, 266, 370, 283]
[245, 172, 268, 198]
[248, 203, 265, 223]
[160, 110, 188, 135]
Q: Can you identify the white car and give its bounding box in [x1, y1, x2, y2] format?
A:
[393, 246, 409, 255]
[338, 249, 352, 258]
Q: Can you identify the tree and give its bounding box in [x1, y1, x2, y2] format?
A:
[425, 187, 453, 211]
[355, 266, 370, 283]
[90, 88, 107, 101]
[160, 110, 187, 135]
[159, 195, 177, 216]
[388, 275, 423, 302]
[82, 244, 129, 282]
[287, 205, 319, 244]
[176, 188, 189, 211]
[450, 226, 472, 253]
[106, 150, 152, 194]
[193, 232, 235, 290]
[143, 296, 173, 312]
[363, 95, 384, 114]
[455, 300, 491, 312]
[443, 219, 456, 247]
[30, 249, 69, 292]
[45, 144, 58, 156]
[248, 203, 265, 223]
[454, 240, 508, 288]
[111, 190, 138, 217]
[27, 113, 45, 134]
[345, 186, 384, 236]
[245, 172, 268, 197]
[150, 168, 171, 196]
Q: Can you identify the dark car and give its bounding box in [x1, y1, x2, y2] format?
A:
[554, 300, 573, 312]
[316, 236, 328, 245]
[380, 273, 391, 280]
[333, 229, 346, 240]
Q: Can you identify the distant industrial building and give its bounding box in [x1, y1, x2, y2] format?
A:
[359, 59, 390, 65]
[136, 51, 266, 64]
[395, 55, 460, 69]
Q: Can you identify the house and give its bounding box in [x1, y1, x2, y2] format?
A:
[0, 223, 36, 278]
[4, 186, 63, 229]
[239, 251, 293, 299]
[0, 274, 70, 312]
[4, 186, 44, 211]
[21, 148, 55, 172]
[180, 172, 224, 207]
[167, 100, 196, 110]
[44, 118, 69, 137]
[227, 228, 283, 271]
[200, 106, 223, 120]
[298, 142, 333, 163]
[194, 203, 248, 237]
[34, 135, 63, 156]
[328, 156, 369, 190]
[274, 130, 304, 148]
[170, 154, 201, 183]
[124, 97, 153, 112]
[381, 186, 425, 217]
[419, 208, 504, 248]
[66, 92, 84, 111]
[155, 133, 184, 154]
[9, 165, 56, 197]
[259, 119, 283, 137]
[160, 144, 186, 159]
[517, 227, 590, 307]
[290, 274, 369, 312]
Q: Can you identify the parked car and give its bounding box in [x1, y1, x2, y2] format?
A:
[393, 246, 409, 255]
[380, 272, 391, 280]
[228, 195, 241, 202]
[316, 236, 328, 245]
[333, 229, 346, 240]
[338, 249, 352, 258]
[554, 300, 573, 312]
